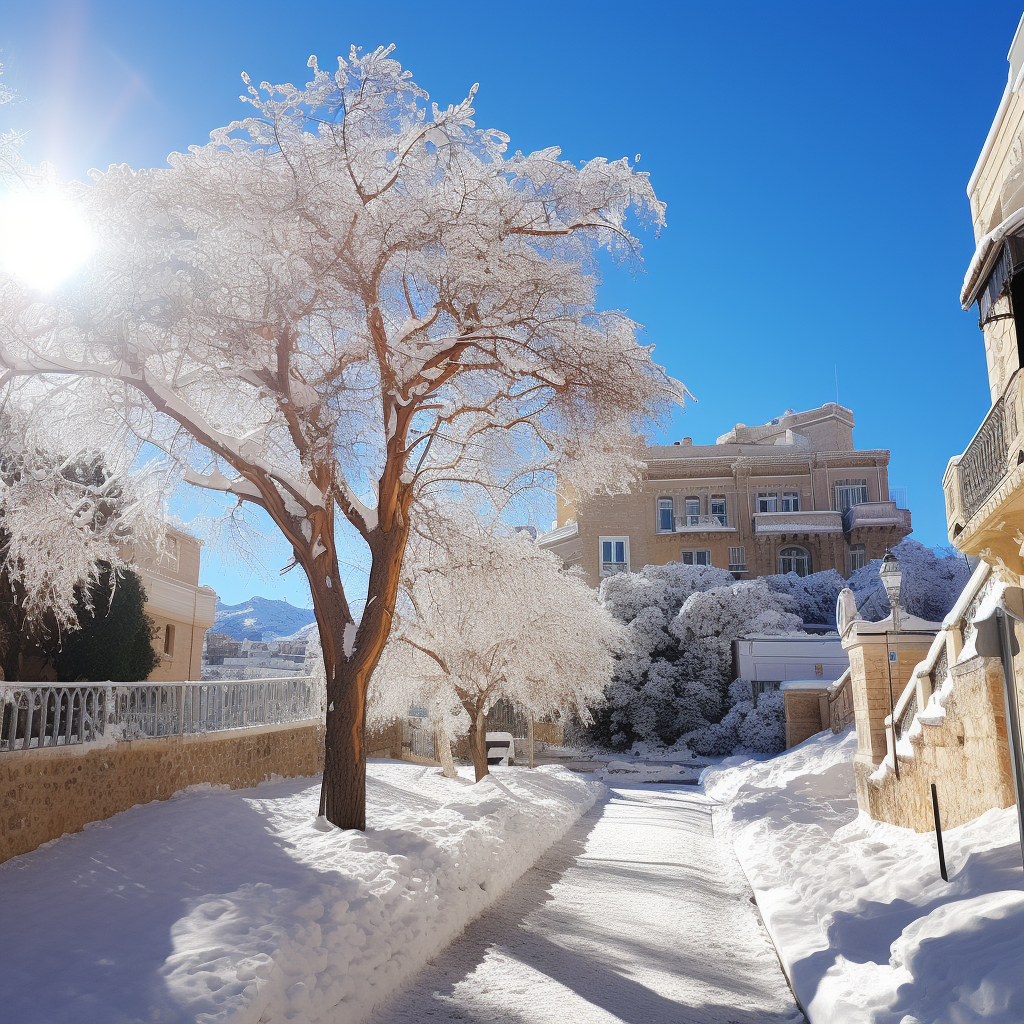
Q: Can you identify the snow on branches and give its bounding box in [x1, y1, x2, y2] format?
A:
[370, 518, 624, 779]
[0, 415, 165, 639]
[594, 562, 801, 751]
[0, 47, 673, 826]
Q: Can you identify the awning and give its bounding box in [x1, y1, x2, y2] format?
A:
[961, 205, 1024, 311]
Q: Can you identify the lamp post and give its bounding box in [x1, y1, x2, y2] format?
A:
[880, 551, 902, 780]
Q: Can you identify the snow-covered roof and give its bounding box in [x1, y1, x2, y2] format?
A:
[960, 205, 1024, 309]
[537, 520, 578, 547]
[780, 679, 832, 691]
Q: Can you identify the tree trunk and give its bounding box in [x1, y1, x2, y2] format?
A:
[313, 518, 410, 830]
[434, 718, 457, 778]
[468, 708, 489, 782]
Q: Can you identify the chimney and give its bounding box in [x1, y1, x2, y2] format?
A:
[682, 437, 692, 446]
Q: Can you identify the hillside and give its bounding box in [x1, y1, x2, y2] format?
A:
[212, 596, 317, 642]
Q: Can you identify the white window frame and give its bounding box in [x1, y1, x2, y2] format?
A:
[657, 497, 675, 533]
[680, 548, 712, 566]
[728, 545, 747, 571]
[849, 544, 867, 572]
[779, 546, 811, 577]
[757, 492, 778, 513]
[710, 495, 727, 525]
[684, 496, 701, 525]
[599, 536, 630, 577]
[781, 490, 801, 512]
[834, 479, 869, 513]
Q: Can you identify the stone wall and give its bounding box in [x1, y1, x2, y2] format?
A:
[0, 719, 405, 864]
[866, 656, 1016, 832]
[782, 686, 829, 748]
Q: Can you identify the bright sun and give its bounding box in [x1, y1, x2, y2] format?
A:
[0, 188, 96, 292]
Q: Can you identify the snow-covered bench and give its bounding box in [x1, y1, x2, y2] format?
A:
[486, 731, 516, 766]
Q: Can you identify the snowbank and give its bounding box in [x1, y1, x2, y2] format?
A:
[0, 762, 600, 1024]
[705, 731, 1024, 1024]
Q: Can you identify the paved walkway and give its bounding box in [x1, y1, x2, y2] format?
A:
[368, 782, 805, 1024]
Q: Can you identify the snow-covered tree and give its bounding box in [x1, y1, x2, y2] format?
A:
[370, 521, 624, 780]
[0, 48, 676, 826]
[847, 539, 971, 623]
[0, 415, 164, 681]
[593, 563, 801, 749]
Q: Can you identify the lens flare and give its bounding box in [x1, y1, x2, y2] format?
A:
[0, 188, 96, 291]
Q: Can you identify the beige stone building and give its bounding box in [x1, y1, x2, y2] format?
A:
[127, 526, 217, 681]
[541, 403, 912, 588]
[840, 17, 1024, 834]
[949, 16, 1024, 586]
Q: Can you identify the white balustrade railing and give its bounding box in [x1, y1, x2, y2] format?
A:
[1, 676, 317, 752]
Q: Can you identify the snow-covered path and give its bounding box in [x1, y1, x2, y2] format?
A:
[369, 782, 805, 1024]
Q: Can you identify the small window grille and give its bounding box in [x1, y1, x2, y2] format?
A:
[849, 544, 866, 572]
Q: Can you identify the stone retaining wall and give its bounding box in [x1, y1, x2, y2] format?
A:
[865, 655, 1016, 831]
[1, 719, 405, 864]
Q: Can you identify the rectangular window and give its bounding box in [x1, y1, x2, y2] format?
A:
[710, 496, 727, 525]
[685, 497, 701, 525]
[757, 492, 778, 513]
[849, 545, 867, 572]
[600, 537, 630, 576]
[681, 549, 712, 566]
[163, 624, 176, 657]
[728, 546, 747, 571]
[781, 491, 800, 512]
[657, 498, 674, 533]
[834, 479, 869, 513]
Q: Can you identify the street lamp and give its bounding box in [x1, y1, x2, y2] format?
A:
[880, 551, 902, 633]
[880, 550, 902, 780]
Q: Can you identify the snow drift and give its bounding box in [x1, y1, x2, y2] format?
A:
[0, 762, 600, 1024]
[705, 730, 1024, 1024]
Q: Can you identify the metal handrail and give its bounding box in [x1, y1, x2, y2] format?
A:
[0, 676, 316, 752]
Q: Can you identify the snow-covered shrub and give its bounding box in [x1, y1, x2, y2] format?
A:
[736, 689, 786, 753]
[764, 569, 845, 627]
[593, 564, 802, 749]
[848, 539, 971, 623]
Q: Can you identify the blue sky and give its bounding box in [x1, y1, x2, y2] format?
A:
[2, 1, 1020, 608]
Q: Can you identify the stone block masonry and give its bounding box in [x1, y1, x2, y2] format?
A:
[0, 720, 404, 863]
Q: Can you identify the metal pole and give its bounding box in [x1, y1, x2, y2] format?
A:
[995, 609, 1024, 868]
[885, 632, 900, 781]
[930, 783, 948, 881]
[528, 718, 535, 769]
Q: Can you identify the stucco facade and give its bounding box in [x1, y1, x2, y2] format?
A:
[949, 15, 1024, 582]
[543, 403, 912, 588]
[127, 527, 217, 681]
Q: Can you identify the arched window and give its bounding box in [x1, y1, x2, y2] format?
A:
[779, 546, 811, 577]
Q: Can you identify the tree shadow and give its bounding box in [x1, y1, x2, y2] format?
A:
[371, 787, 805, 1024]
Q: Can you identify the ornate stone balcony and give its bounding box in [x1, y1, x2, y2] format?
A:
[842, 501, 912, 533]
[751, 510, 844, 535]
[669, 514, 735, 533]
[944, 367, 1024, 573]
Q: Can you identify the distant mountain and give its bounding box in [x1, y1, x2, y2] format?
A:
[213, 596, 317, 641]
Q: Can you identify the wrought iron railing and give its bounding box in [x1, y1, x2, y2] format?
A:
[959, 392, 1013, 522]
[1, 676, 316, 752]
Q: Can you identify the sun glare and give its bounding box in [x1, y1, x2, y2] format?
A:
[0, 188, 96, 292]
